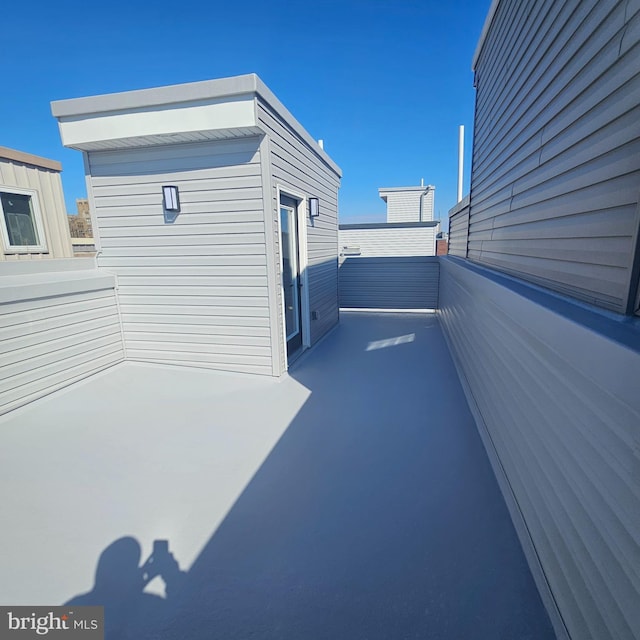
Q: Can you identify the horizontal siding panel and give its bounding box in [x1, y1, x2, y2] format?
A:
[92, 174, 262, 197]
[473, 249, 627, 310]
[448, 204, 470, 259]
[116, 275, 268, 288]
[1, 315, 121, 360]
[511, 140, 640, 203]
[259, 101, 340, 352]
[125, 339, 271, 358]
[97, 211, 264, 226]
[100, 245, 266, 258]
[472, 173, 640, 228]
[90, 163, 260, 188]
[0, 352, 123, 415]
[118, 304, 270, 318]
[119, 313, 269, 328]
[439, 257, 640, 640]
[474, 236, 633, 268]
[99, 234, 268, 249]
[99, 222, 265, 237]
[90, 152, 260, 177]
[122, 323, 270, 338]
[339, 227, 436, 257]
[0, 274, 124, 415]
[95, 189, 263, 209]
[126, 332, 270, 346]
[102, 266, 267, 278]
[339, 257, 439, 309]
[90, 137, 260, 165]
[489, 206, 637, 239]
[0, 332, 122, 385]
[117, 295, 268, 308]
[475, 1, 622, 158]
[469, 0, 640, 314]
[88, 138, 274, 375]
[100, 254, 267, 268]
[95, 202, 264, 219]
[120, 286, 268, 298]
[0, 290, 118, 329]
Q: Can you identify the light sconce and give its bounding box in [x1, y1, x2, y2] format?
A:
[163, 186, 180, 212]
[309, 197, 319, 218]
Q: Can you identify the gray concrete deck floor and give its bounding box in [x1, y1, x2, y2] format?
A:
[0, 311, 555, 639]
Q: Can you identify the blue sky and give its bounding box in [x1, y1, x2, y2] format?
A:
[1, 0, 489, 226]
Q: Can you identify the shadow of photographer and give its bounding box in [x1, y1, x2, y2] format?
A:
[65, 537, 185, 639]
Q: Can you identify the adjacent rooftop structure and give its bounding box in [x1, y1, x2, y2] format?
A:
[51, 74, 342, 374]
[379, 184, 435, 223]
[0, 146, 73, 260]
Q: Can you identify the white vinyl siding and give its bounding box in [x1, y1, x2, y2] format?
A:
[447, 196, 470, 258]
[339, 257, 439, 309]
[338, 226, 437, 257]
[257, 101, 341, 357]
[0, 158, 73, 261]
[87, 137, 274, 376]
[0, 264, 124, 415]
[470, 0, 640, 313]
[385, 190, 435, 223]
[439, 256, 640, 640]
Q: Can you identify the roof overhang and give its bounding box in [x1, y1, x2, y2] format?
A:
[51, 74, 341, 176]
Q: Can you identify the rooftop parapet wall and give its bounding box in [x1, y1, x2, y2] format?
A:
[439, 256, 640, 640]
[0, 259, 124, 415]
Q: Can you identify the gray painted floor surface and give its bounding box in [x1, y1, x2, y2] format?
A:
[0, 312, 555, 639]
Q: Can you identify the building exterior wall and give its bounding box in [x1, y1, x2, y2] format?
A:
[53, 75, 342, 377]
[68, 197, 93, 239]
[0, 149, 73, 261]
[257, 101, 341, 355]
[87, 137, 276, 376]
[469, 0, 640, 314]
[0, 259, 124, 415]
[448, 195, 470, 258]
[440, 1, 640, 636]
[381, 187, 435, 223]
[439, 256, 640, 640]
[338, 225, 438, 257]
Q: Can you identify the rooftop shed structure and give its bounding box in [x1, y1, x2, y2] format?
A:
[51, 74, 342, 376]
[379, 184, 435, 223]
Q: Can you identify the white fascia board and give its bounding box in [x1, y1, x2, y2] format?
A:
[472, 0, 501, 71]
[56, 95, 257, 149]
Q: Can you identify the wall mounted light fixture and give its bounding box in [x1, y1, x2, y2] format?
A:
[309, 197, 319, 218]
[163, 186, 180, 212]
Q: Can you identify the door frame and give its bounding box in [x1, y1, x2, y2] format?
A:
[276, 185, 310, 366]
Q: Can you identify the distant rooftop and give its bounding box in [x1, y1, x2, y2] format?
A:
[378, 185, 435, 202]
[0, 146, 61, 172]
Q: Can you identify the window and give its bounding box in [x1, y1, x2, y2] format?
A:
[0, 187, 47, 253]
